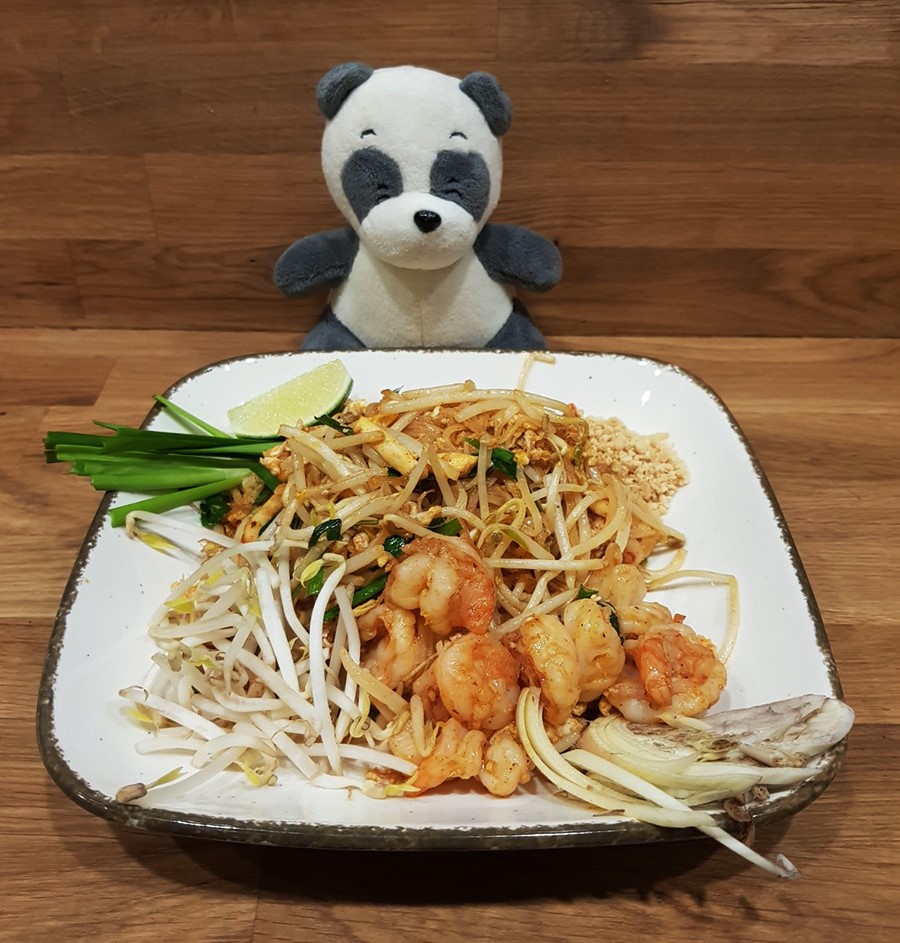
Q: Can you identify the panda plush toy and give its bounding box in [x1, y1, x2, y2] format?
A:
[274, 63, 562, 351]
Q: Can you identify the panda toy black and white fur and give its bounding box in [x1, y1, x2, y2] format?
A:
[274, 63, 562, 351]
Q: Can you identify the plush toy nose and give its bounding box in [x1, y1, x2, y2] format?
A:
[413, 210, 442, 233]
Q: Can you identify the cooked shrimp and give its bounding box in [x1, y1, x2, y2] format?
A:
[385, 536, 495, 636]
[603, 662, 664, 724]
[585, 563, 647, 609]
[409, 718, 486, 794]
[410, 661, 450, 724]
[433, 633, 520, 731]
[563, 598, 625, 702]
[478, 725, 531, 797]
[634, 623, 726, 716]
[617, 601, 674, 639]
[605, 623, 726, 722]
[358, 603, 433, 691]
[387, 713, 422, 765]
[505, 614, 580, 726]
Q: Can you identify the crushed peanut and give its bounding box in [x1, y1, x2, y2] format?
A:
[584, 417, 688, 513]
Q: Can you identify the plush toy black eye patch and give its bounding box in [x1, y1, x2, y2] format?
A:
[341, 148, 404, 222]
[430, 150, 491, 222]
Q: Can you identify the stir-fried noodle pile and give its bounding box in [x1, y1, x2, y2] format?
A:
[121, 368, 745, 819]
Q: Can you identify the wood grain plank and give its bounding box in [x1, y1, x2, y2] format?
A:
[3, 0, 496, 59]
[821, 622, 899, 725]
[225, 1, 497, 60]
[1, 0, 237, 52]
[747, 411, 900, 485]
[59, 49, 506, 157]
[0, 240, 83, 326]
[0, 402, 104, 619]
[60, 49, 321, 155]
[0, 348, 113, 406]
[498, 0, 900, 65]
[68, 240, 310, 330]
[143, 152, 900, 251]
[0, 155, 155, 239]
[56, 54, 900, 162]
[499, 159, 900, 251]
[500, 63, 900, 164]
[498, 0, 657, 63]
[542, 248, 900, 337]
[0, 53, 75, 153]
[15, 243, 897, 338]
[145, 152, 333, 246]
[646, 0, 900, 65]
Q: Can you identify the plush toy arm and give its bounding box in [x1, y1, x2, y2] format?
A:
[273, 227, 359, 297]
[474, 223, 562, 293]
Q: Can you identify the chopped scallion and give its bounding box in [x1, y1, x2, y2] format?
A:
[199, 493, 231, 528]
[323, 572, 388, 621]
[465, 437, 518, 477]
[309, 518, 342, 546]
[428, 517, 462, 536]
[311, 413, 354, 435]
[383, 534, 411, 557]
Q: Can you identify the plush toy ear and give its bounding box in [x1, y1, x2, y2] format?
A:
[459, 72, 512, 137]
[316, 62, 374, 119]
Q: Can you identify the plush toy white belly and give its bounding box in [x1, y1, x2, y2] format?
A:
[331, 244, 513, 349]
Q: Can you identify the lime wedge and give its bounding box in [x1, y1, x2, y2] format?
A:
[227, 359, 353, 437]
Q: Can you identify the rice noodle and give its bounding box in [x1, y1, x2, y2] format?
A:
[121, 368, 747, 860]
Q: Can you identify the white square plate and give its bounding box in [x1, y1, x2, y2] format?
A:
[38, 350, 846, 849]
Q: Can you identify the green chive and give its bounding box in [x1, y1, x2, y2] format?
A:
[304, 567, 326, 598]
[47, 396, 286, 529]
[199, 493, 231, 528]
[310, 518, 342, 546]
[153, 394, 228, 437]
[311, 413, 354, 435]
[323, 572, 388, 621]
[108, 474, 247, 528]
[428, 517, 462, 536]
[90, 467, 249, 492]
[249, 462, 281, 492]
[464, 437, 517, 477]
[489, 447, 518, 478]
[383, 534, 411, 557]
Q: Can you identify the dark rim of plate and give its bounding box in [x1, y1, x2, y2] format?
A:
[35, 348, 848, 850]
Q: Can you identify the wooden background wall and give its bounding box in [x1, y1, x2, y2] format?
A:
[2, 0, 899, 342]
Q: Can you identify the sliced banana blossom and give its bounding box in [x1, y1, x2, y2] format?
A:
[520, 691, 854, 879]
[575, 695, 852, 805]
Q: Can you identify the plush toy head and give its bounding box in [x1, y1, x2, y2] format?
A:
[274, 63, 561, 351]
[317, 63, 508, 271]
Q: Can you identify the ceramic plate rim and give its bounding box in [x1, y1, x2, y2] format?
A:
[36, 349, 847, 850]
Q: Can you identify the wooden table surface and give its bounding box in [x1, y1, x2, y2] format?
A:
[3, 2, 899, 941]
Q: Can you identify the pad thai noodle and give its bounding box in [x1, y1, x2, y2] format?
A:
[120, 359, 818, 872]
